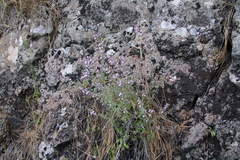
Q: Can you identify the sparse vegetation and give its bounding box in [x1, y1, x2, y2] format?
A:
[208, 127, 216, 137]
[70, 29, 185, 159]
[5, 117, 43, 160]
[22, 34, 30, 49]
[0, 0, 238, 159]
[30, 65, 40, 101]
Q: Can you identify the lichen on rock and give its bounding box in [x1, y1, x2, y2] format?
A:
[0, 0, 239, 159]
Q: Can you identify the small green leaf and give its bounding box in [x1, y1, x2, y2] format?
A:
[123, 142, 129, 149]
[208, 127, 216, 137]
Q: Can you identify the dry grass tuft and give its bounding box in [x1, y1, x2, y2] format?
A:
[11, 127, 40, 160]
[0, 0, 46, 18]
[3, 86, 186, 160]
[5, 113, 45, 160]
[216, 5, 234, 65]
[68, 88, 185, 160]
[0, 0, 60, 39]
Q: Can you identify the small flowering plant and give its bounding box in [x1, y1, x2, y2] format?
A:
[97, 79, 165, 142]
[74, 26, 175, 158]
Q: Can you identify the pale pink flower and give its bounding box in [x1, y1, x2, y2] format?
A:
[90, 110, 97, 115]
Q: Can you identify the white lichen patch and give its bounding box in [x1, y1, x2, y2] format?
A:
[30, 25, 46, 35]
[175, 27, 188, 37]
[60, 107, 67, 116]
[172, 0, 181, 6]
[125, 27, 133, 34]
[189, 28, 199, 36]
[169, 75, 177, 83]
[229, 72, 240, 87]
[204, 1, 214, 9]
[19, 36, 23, 46]
[39, 142, 54, 160]
[161, 21, 177, 30]
[7, 46, 19, 64]
[61, 65, 73, 77]
[106, 49, 115, 56]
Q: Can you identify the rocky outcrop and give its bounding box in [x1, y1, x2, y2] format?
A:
[0, 0, 239, 159]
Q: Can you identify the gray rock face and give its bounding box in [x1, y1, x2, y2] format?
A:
[0, 0, 239, 159]
[0, 113, 9, 153]
[215, 120, 240, 159]
[230, 1, 240, 88]
[184, 120, 240, 160]
[182, 122, 209, 149]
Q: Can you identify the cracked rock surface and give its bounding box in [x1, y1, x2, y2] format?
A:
[0, 0, 239, 159]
